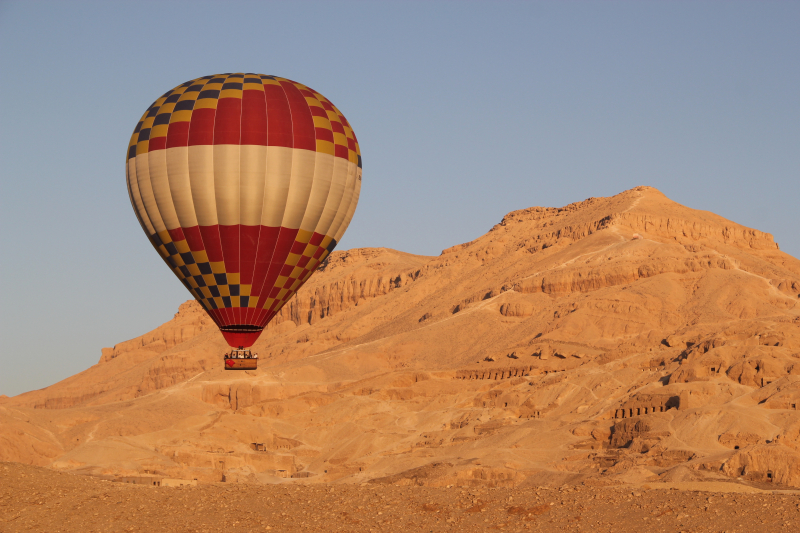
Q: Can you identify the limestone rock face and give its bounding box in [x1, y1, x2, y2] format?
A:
[268, 248, 426, 328]
[99, 301, 213, 363]
[721, 445, 800, 485]
[4, 186, 800, 489]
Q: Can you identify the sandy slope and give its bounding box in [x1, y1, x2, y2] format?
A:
[3, 186, 800, 492]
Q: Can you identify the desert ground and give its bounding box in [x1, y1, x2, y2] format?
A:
[2, 461, 800, 532]
[3, 186, 800, 529]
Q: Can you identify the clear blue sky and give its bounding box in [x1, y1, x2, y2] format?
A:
[1, 1, 798, 397]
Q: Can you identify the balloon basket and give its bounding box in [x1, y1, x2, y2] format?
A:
[224, 349, 258, 371]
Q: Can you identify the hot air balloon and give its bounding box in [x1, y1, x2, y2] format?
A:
[126, 73, 362, 369]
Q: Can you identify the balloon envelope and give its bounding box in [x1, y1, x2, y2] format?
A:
[126, 74, 362, 347]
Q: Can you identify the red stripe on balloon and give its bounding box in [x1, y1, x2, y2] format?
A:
[213, 98, 242, 145]
[289, 239, 308, 255]
[309, 232, 324, 246]
[241, 90, 268, 146]
[264, 84, 293, 148]
[218, 225, 240, 275]
[239, 225, 259, 286]
[188, 108, 216, 145]
[315, 127, 334, 143]
[182, 226, 206, 252]
[167, 227, 185, 242]
[280, 81, 316, 151]
[198, 226, 224, 262]
[331, 121, 345, 134]
[256, 228, 300, 302]
[309, 106, 327, 118]
[166, 121, 190, 148]
[149, 136, 166, 151]
[248, 226, 280, 298]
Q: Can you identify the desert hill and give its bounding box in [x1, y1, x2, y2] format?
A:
[3, 186, 800, 489]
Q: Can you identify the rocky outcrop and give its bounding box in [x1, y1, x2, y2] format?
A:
[515, 255, 735, 295]
[612, 394, 680, 419]
[726, 356, 791, 388]
[610, 212, 777, 251]
[499, 302, 534, 317]
[266, 248, 428, 328]
[201, 381, 332, 411]
[99, 301, 213, 363]
[718, 432, 762, 450]
[721, 444, 800, 485]
[608, 418, 671, 451]
[271, 268, 422, 327]
[455, 366, 535, 380]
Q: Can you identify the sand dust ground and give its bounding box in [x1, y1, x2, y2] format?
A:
[2, 462, 800, 532]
